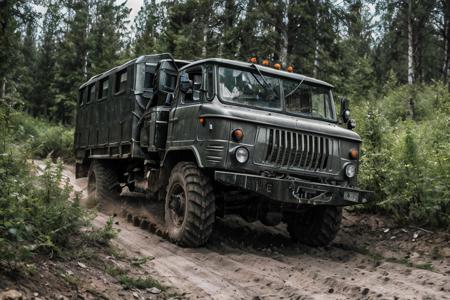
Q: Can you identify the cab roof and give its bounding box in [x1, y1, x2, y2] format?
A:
[181, 58, 333, 88]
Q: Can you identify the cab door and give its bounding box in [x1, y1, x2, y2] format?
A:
[168, 66, 204, 148]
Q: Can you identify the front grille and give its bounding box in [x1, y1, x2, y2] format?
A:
[263, 128, 335, 171]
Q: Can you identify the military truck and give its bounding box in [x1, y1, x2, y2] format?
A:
[74, 53, 371, 247]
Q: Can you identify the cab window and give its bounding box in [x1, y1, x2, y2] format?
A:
[206, 65, 214, 100]
[179, 67, 203, 104]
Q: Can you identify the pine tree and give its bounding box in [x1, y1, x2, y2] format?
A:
[134, 0, 162, 55]
[89, 0, 130, 75]
[33, 1, 62, 119]
[0, 0, 37, 99]
[54, 0, 90, 124]
[17, 19, 37, 114]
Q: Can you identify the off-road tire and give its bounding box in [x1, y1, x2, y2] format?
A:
[87, 160, 121, 207]
[165, 162, 215, 247]
[286, 206, 342, 247]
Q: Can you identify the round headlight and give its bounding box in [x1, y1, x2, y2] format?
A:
[345, 164, 356, 178]
[235, 147, 249, 164]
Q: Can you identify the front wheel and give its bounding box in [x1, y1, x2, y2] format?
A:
[286, 206, 342, 247]
[165, 162, 215, 247]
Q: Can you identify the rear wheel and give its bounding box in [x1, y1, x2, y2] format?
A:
[87, 160, 121, 208]
[286, 206, 342, 247]
[165, 162, 215, 247]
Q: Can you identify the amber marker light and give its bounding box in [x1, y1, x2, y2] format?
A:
[274, 63, 281, 70]
[262, 59, 270, 66]
[349, 148, 359, 159]
[232, 128, 244, 142]
[199, 117, 206, 126]
[287, 66, 294, 72]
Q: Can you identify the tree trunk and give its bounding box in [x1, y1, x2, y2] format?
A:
[407, 0, 414, 85]
[202, 24, 207, 57]
[313, 0, 320, 77]
[443, 0, 450, 91]
[443, 21, 448, 83]
[447, 19, 450, 91]
[279, 0, 289, 67]
[0, 77, 5, 99]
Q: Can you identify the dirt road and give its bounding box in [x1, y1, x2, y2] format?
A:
[62, 164, 450, 300]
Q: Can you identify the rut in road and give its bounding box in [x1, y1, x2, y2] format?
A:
[58, 162, 449, 300]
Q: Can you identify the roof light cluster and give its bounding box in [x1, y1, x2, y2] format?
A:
[247, 57, 294, 73]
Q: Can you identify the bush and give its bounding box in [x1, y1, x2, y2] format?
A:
[356, 83, 450, 229]
[12, 110, 74, 162]
[0, 104, 115, 269]
[0, 155, 87, 265]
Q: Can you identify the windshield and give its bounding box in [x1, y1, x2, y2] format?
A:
[218, 67, 281, 110]
[217, 66, 335, 122]
[283, 80, 335, 121]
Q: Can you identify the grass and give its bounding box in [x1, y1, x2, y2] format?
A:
[117, 275, 165, 290]
[106, 245, 126, 260]
[105, 265, 128, 277]
[130, 256, 154, 267]
[104, 264, 165, 290]
[385, 257, 434, 271]
[336, 243, 434, 271]
[62, 273, 80, 286]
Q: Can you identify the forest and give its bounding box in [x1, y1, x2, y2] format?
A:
[0, 1, 449, 298]
[1, 0, 449, 233]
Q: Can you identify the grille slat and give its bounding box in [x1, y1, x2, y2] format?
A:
[263, 128, 334, 171]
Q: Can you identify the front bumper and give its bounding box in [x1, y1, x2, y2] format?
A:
[215, 171, 372, 206]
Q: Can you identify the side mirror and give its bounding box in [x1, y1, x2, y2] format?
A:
[340, 97, 355, 130]
[158, 72, 176, 93]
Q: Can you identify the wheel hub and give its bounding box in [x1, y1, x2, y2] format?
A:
[168, 184, 186, 227]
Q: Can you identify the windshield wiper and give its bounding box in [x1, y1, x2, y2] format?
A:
[250, 64, 279, 96]
[285, 78, 305, 98]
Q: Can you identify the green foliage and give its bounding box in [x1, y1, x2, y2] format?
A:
[0, 105, 114, 269]
[105, 264, 165, 290]
[118, 275, 165, 290]
[0, 156, 87, 264]
[11, 110, 74, 162]
[85, 217, 118, 245]
[357, 83, 450, 228]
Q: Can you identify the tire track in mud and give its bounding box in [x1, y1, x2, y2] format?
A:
[58, 162, 449, 300]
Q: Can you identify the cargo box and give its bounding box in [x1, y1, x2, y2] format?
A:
[74, 54, 187, 162]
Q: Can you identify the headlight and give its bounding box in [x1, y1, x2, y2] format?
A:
[235, 147, 249, 164]
[345, 164, 356, 178]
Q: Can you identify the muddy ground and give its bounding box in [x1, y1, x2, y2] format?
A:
[1, 163, 449, 300]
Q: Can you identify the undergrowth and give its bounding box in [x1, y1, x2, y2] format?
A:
[105, 265, 165, 290]
[0, 102, 116, 272]
[352, 81, 450, 229]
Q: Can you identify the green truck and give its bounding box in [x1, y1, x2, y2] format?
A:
[74, 53, 371, 247]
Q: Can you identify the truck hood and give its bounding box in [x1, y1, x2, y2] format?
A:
[200, 103, 361, 142]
